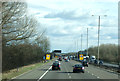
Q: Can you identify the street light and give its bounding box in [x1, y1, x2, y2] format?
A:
[87, 28, 88, 56]
[92, 15, 107, 63]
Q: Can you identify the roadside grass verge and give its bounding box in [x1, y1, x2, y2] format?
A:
[2, 60, 52, 80]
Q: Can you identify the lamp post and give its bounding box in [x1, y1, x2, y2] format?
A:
[87, 28, 88, 56]
[92, 15, 107, 63]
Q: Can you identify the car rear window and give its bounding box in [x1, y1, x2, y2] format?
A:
[53, 63, 59, 66]
[75, 64, 82, 67]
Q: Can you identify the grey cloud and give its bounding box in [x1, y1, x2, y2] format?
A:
[44, 10, 90, 21]
[29, 4, 51, 11]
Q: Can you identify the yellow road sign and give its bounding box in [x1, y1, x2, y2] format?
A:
[79, 54, 83, 60]
[46, 54, 50, 60]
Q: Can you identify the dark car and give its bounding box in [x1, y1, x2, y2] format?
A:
[73, 64, 85, 73]
[94, 60, 99, 65]
[58, 58, 62, 61]
[52, 63, 61, 70]
[82, 61, 88, 67]
[99, 60, 103, 65]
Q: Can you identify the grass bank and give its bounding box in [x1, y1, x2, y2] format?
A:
[2, 59, 54, 80]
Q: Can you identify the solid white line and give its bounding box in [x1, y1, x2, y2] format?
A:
[11, 63, 46, 80]
[11, 69, 33, 79]
[37, 66, 52, 81]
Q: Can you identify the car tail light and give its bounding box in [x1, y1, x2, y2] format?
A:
[87, 63, 88, 64]
[59, 65, 60, 67]
[82, 67, 84, 69]
[52, 65, 54, 67]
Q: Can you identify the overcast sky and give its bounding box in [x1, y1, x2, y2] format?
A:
[26, 0, 119, 53]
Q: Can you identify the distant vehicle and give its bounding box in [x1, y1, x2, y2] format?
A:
[58, 57, 62, 61]
[65, 59, 69, 62]
[59, 58, 62, 61]
[54, 60, 61, 65]
[64, 56, 68, 60]
[89, 55, 96, 64]
[82, 61, 88, 67]
[90, 55, 96, 61]
[99, 60, 103, 65]
[52, 63, 61, 70]
[94, 60, 99, 64]
[73, 64, 85, 73]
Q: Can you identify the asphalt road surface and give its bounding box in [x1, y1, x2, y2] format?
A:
[10, 59, 119, 81]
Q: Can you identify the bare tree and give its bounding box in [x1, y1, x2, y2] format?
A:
[34, 30, 50, 53]
[2, 2, 37, 44]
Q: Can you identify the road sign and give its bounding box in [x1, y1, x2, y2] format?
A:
[46, 54, 50, 60]
[79, 54, 83, 60]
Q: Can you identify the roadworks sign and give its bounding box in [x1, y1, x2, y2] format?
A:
[79, 54, 83, 60]
[46, 54, 50, 60]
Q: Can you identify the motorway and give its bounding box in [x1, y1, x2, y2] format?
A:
[10, 59, 119, 81]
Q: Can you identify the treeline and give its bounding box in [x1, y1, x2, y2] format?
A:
[2, 2, 50, 72]
[88, 44, 118, 63]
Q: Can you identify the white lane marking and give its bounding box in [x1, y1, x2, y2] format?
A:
[11, 63, 46, 80]
[68, 73, 70, 75]
[11, 61, 51, 80]
[97, 76, 100, 78]
[37, 66, 52, 81]
[92, 73, 94, 75]
[11, 69, 32, 80]
[69, 76, 71, 78]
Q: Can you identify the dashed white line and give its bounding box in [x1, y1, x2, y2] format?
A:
[69, 76, 71, 78]
[37, 66, 52, 81]
[92, 73, 94, 75]
[97, 76, 100, 78]
[68, 73, 70, 75]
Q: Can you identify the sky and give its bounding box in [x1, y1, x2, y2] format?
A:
[26, 0, 119, 53]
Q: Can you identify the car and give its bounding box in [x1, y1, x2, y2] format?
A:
[58, 58, 62, 61]
[94, 60, 103, 65]
[82, 61, 88, 67]
[65, 59, 69, 62]
[99, 60, 103, 65]
[52, 63, 61, 70]
[94, 60, 99, 65]
[73, 64, 85, 73]
[54, 60, 61, 65]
